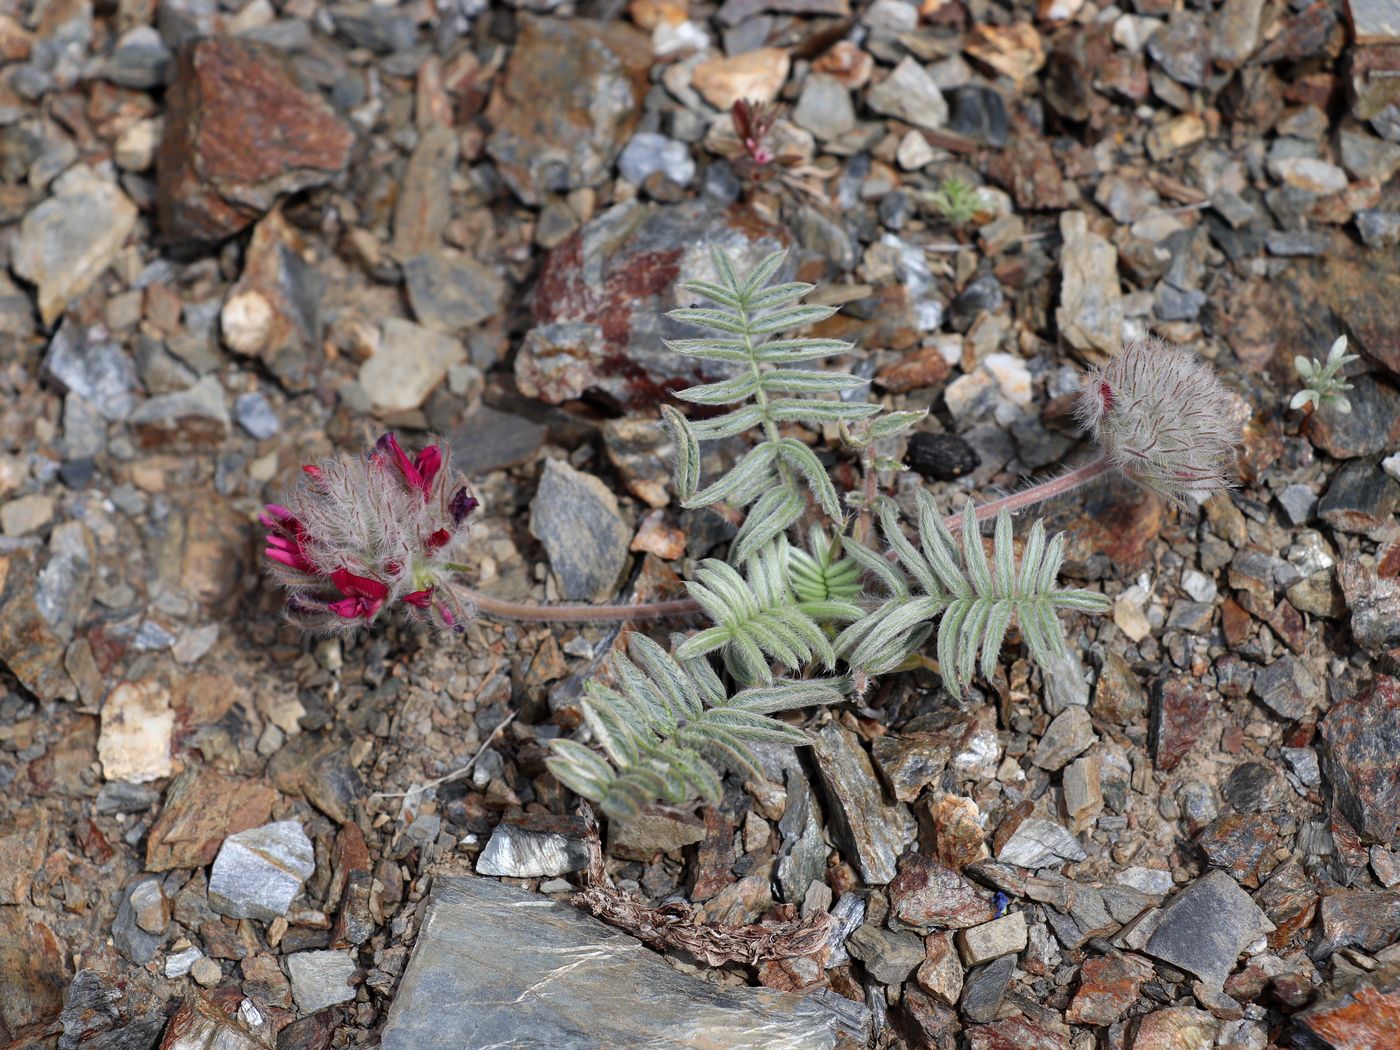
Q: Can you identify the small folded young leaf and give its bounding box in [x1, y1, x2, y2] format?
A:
[659, 405, 699, 503]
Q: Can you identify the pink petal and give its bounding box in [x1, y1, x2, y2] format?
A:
[413, 446, 443, 492]
[401, 588, 433, 608]
[331, 567, 389, 601]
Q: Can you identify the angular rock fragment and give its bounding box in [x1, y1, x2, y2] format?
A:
[157, 36, 354, 243]
[519, 199, 793, 409]
[1292, 961, 1400, 1049]
[475, 817, 589, 879]
[98, 678, 174, 784]
[286, 950, 357, 1013]
[1144, 870, 1273, 987]
[811, 722, 916, 885]
[128, 375, 231, 450]
[358, 319, 466, 414]
[889, 854, 994, 931]
[529, 458, 632, 602]
[208, 820, 315, 921]
[485, 17, 651, 205]
[1319, 676, 1400, 843]
[994, 810, 1087, 869]
[220, 208, 323, 392]
[1056, 211, 1124, 362]
[14, 166, 138, 325]
[380, 877, 838, 1049]
[159, 995, 268, 1050]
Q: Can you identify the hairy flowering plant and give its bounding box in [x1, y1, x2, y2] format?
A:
[263, 250, 1243, 824]
[262, 434, 480, 634]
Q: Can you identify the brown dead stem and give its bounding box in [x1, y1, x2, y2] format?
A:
[570, 801, 833, 968]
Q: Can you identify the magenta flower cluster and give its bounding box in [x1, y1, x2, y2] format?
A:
[261, 433, 478, 634]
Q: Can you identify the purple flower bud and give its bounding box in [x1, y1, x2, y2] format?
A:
[450, 486, 479, 525]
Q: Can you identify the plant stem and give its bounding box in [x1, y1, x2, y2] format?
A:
[447, 581, 701, 624]
[946, 454, 1113, 530]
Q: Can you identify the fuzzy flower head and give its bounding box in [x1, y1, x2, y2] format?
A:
[1074, 338, 1239, 507]
[261, 433, 478, 635]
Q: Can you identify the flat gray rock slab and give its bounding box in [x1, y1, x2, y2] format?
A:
[381, 876, 838, 1050]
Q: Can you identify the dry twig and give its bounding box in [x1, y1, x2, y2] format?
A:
[570, 802, 833, 968]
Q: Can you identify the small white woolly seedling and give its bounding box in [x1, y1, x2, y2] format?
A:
[1073, 338, 1239, 509]
[1291, 335, 1359, 415]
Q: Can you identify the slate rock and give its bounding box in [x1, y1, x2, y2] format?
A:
[1291, 961, 1400, 1050]
[960, 954, 1016, 1024]
[1320, 459, 1400, 534]
[866, 57, 948, 131]
[286, 950, 357, 1013]
[994, 812, 1087, 869]
[792, 74, 856, 141]
[775, 773, 828, 904]
[1057, 211, 1124, 361]
[57, 968, 165, 1050]
[403, 251, 505, 334]
[946, 86, 1009, 147]
[1320, 676, 1400, 843]
[14, 166, 138, 325]
[811, 722, 916, 886]
[157, 36, 355, 243]
[266, 731, 363, 824]
[233, 390, 278, 439]
[1144, 870, 1274, 987]
[358, 319, 466, 413]
[485, 16, 651, 205]
[158, 995, 266, 1050]
[519, 198, 792, 409]
[127, 374, 230, 449]
[146, 768, 276, 870]
[1032, 706, 1096, 771]
[1305, 376, 1400, 459]
[447, 406, 546, 477]
[1251, 655, 1319, 721]
[380, 876, 838, 1049]
[847, 924, 925, 983]
[1337, 559, 1400, 656]
[113, 877, 166, 964]
[208, 820, 316, 921]
[1316, 888, 1400, 957]
[43, 321, 139, 422]
[529, 458, 632, 602]
[0, 909, 66, 1033]
[617, 132, 697, 187]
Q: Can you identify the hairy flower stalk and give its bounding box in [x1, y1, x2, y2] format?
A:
[262, 434, 700, 632]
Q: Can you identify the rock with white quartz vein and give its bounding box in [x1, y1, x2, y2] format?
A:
[475, 819, 590, 878]
[995, 814, 1088, 868]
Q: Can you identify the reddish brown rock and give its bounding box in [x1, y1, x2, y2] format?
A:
[889, 853, 995, 932]
[1293, 962, 1400, 1050]
[1196, 814, 1281, 887]
[1151, 675, 1211, 773]
[146, 767, 278, 871]
[485, 16, 651, 205]
[985, 118, 1069, 210]
[0, 550, 76, 703]
[1319, 676, 1400, 843]
[967, 1014, 1072, 1049]
[1041, 473, 1163, 580]
[875, 345, 952, 394]
[1131, 1005, 1218, 1048]
[519, 199, 792, 409]
[0, 910, 65, 1033]
[0, 809, 49, 905]
[157, 37, 354, 243]
[1066, 954, 1154, 1026]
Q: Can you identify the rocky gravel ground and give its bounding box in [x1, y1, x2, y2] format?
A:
[2, 0, 1400, 1046]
